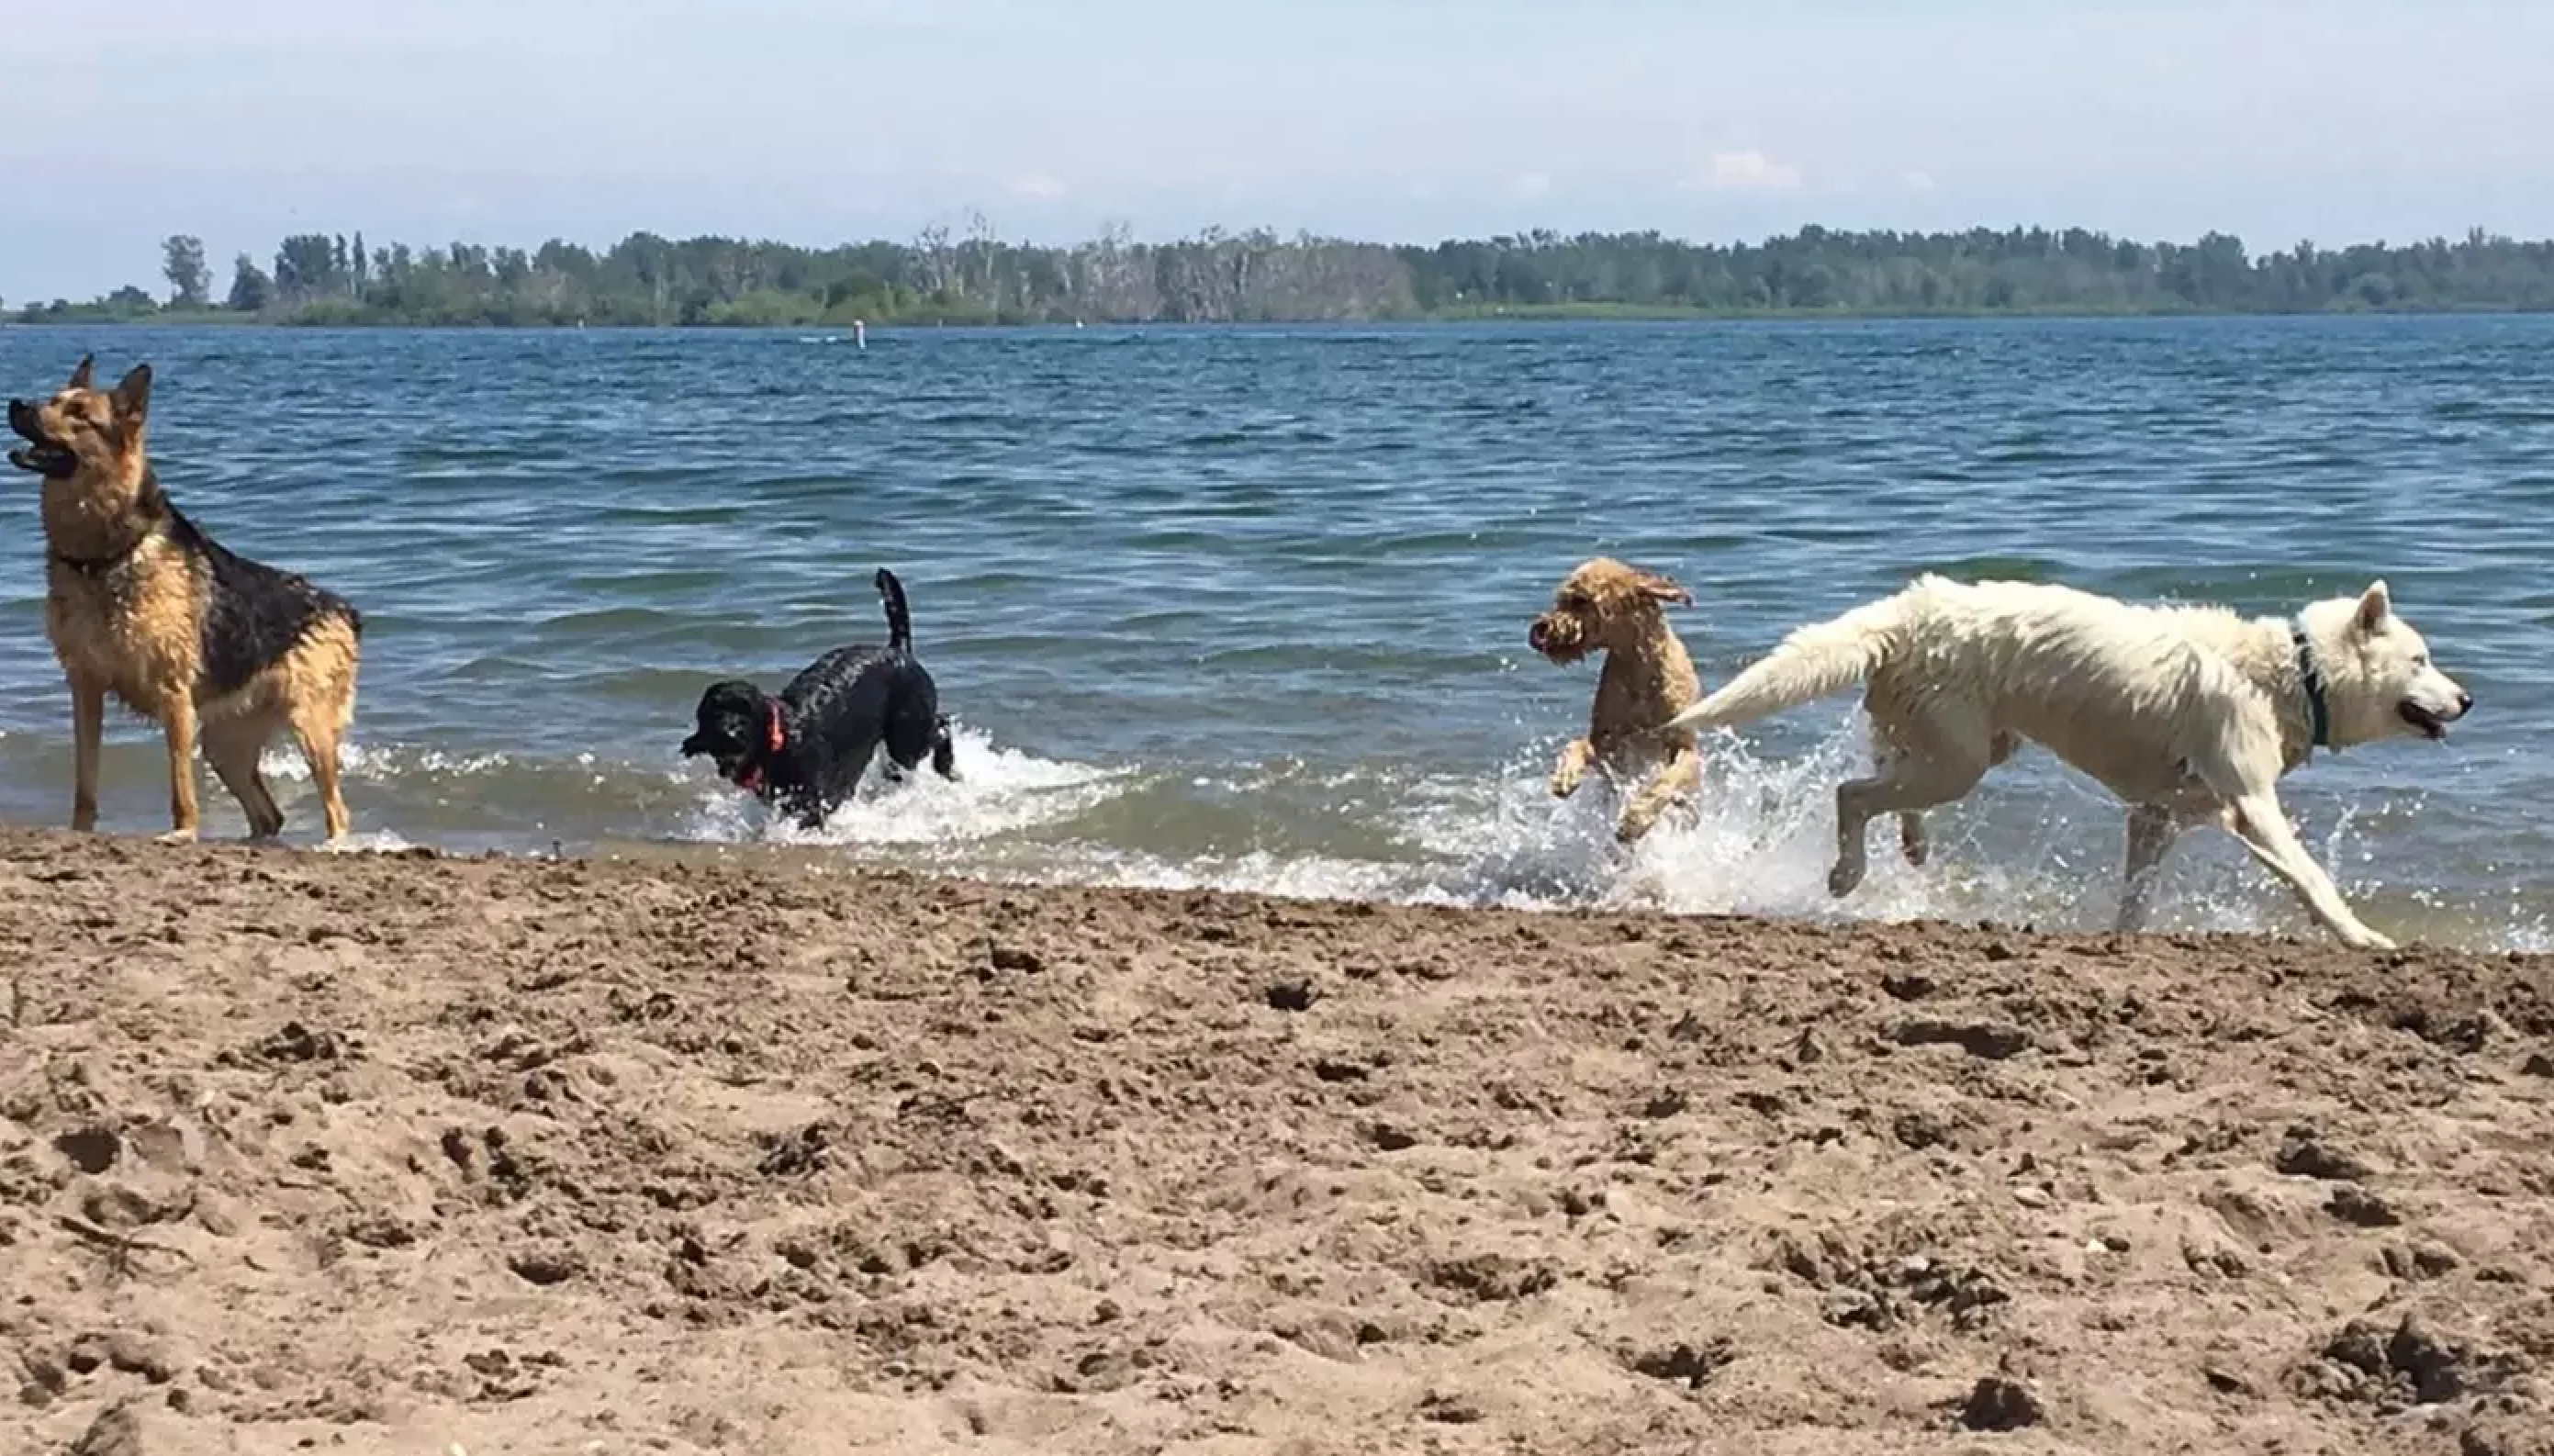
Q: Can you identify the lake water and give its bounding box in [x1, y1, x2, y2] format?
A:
[2, 316, 2549, 948]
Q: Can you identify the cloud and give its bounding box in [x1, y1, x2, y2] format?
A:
[1900, 170, 1937, 194]
[1007, 174, 1068, 200]
[1507, 172, 1553, 201]
[1696, 150, 1803, 192]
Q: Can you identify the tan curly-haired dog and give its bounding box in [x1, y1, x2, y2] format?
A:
[1528, 556, 1704, 843]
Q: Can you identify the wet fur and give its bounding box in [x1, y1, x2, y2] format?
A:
[1654, 574, 2474, 949]
[7, 355, 362, 844]
[1529, 556, 1705, 844]
[681, 567, 957, 830]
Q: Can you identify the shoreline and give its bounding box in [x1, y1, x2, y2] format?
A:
[13, 303, 2552, 330]
[0, 817, 2532, 940]
[5, 823, 2552, 1452]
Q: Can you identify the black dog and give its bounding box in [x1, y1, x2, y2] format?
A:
[681, 568, 957, 828]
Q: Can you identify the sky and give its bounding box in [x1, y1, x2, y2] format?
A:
[3, 0, 2548, 300]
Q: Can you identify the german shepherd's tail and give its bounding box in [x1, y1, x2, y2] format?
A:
[1657, 589, 1912, 736]
[875, 567, 914, 654]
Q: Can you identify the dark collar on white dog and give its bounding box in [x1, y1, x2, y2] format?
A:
[2291, 620, 2333, 750]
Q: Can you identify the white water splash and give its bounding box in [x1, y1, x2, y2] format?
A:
[876, 712, 2481, 945]
[314, 827, 422, 855]
[220, 711, 2544, 951]
[259, 741, 529, 784]
[675, 721, 1125, 849]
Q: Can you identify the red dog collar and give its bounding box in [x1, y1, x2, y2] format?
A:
[734, 702, 787, 794]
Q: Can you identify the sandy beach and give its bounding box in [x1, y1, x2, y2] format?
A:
[3, 824, 2550, 1455]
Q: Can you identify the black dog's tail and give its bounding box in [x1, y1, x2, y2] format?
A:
[874, 567, 913, 653]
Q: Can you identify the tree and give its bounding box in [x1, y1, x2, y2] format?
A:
[913, 220, 955, 300]
[226, 252, 274, 313]
[162, 234, 211, 308]
[273, 234, 342, 303]
[961, 208, 1001, 310]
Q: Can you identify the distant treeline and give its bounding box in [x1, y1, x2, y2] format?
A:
[12, 218, 2554, 328]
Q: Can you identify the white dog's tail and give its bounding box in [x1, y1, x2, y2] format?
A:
[1660, 595, 1910, 735]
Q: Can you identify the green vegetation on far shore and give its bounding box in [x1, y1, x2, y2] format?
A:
[10, 218, 2554, 329]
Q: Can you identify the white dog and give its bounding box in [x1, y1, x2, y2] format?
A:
[1652, 575, 2471, 949]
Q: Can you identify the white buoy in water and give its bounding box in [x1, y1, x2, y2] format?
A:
[853, 318, 868, 350]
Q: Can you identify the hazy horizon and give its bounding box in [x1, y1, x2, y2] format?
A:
[6, 0, 2548, 302]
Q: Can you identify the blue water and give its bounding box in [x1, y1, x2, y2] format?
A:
[2, 317, 2548, 947]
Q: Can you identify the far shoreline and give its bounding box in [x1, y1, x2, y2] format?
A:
[9, 303, 2552, 332]
[20, 220, 2547, 330]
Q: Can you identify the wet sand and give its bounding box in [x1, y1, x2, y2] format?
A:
[3, 824, 2550, 1455]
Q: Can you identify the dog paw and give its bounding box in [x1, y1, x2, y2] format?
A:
[1899, 820, 1930, 867]
[155, 827, 200, 847]
[1550, 769, 1585, 799]
[1828, 857, 1867, 897]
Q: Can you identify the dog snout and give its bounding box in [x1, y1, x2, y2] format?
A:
[6, 399, 35, 440]
[2458, 688, 2475, 715]
[1528, 619, 1551, 651]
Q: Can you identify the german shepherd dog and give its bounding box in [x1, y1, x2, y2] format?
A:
[681, 567, 957, 830]
[6, 356, 364, 844]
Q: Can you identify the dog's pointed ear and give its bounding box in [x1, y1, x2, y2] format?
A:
[1638, 572, 1694, 608]
[2353, 578, 2392, 633]
[109, 364, 152, 426]
[65, 355, 94, 392]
